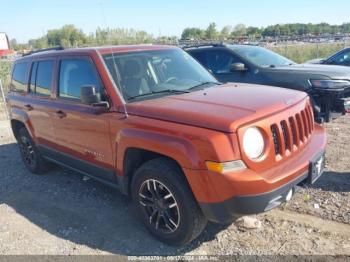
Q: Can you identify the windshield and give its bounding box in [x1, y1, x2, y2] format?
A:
[229, 45, 295, 67]
[103, 49, 218, 101]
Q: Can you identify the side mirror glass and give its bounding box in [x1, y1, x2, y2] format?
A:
[81, 85, 101, 105]
[230, 63, 248, 72]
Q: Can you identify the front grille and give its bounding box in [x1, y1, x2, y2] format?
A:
[270, 103, 314, 159]
[271, 124, 281, 155]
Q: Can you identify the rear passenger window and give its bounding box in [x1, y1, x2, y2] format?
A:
[35, 61, 54, 96]
[11, 62, 29, 92]
[58, 58, 101, 100]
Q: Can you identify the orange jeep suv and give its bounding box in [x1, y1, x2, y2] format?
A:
[7, 45, 326, 245]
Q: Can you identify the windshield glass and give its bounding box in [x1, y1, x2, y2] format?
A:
[229, 45, 295, 67]
[103, 49, 218, 101]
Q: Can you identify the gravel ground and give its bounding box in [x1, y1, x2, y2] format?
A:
[0, 112, 349, 257]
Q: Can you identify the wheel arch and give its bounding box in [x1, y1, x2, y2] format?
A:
[115, 128, 202, 195]
[120, 147, 192, 196]
[10, 108, 35, 141]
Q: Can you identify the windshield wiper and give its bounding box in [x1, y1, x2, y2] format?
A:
[127, 89, 190, 101]
[188, 81, 221, 91]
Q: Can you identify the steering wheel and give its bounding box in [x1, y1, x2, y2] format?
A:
[164, 77, 178, 84]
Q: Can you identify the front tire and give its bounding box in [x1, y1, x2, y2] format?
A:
[131, 158, 207, 245]
[17, 127, 50, 175]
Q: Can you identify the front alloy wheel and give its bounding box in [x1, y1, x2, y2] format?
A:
[138, 179, 180, 233]
[131, 158, 207, 245]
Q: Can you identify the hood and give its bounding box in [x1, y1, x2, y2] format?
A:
[305, 58, 324, 64]
[271, 63, 350, 80]
[126, 83, 307, 133]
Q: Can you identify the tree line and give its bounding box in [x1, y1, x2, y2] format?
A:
[9, 22, 350, 50]
[10, 24, 158, 50]
[181, 22, 350, 40]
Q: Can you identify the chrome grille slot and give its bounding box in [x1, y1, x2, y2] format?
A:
[270, 103, 314, 160]
[289, 117, 298, 146]
[306, 105, 314, 132]
[301, 110, 309, 137]
[280, 120, 291, 151]
[295, 113, 305, 141]
[271, 124, 281, 155]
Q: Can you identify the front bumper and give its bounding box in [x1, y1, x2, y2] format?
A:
[200, 151, 325, 224]
[312, 87, 350, 121]
[341, 97, 350, 113]
[183, 125, 326, 224]
[199, 171, 307, 223]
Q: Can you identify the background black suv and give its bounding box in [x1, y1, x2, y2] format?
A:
[185, 44, 350, 122]
[307, 47, 350, 67]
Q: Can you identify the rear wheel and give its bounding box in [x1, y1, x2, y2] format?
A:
[131, 158, 207, 245]
[17, 127, 50, 175]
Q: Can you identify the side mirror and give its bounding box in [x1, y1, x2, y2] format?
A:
[230, 63, 248, 72]
[81, 85, 102, 105]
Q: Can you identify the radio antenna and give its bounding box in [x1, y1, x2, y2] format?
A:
[99, 1, 128, 118]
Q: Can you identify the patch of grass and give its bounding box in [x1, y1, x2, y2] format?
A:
[268, 42, 350, 63]
[0, 60, 13, 95]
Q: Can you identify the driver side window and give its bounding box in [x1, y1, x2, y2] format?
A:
[206, 50, 242, 74]
[328, 51, 350, 66]
[58, 58, 103, 101]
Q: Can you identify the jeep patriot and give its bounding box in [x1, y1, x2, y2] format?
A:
[7, 45, 326, 245]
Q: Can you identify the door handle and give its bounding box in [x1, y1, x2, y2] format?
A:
[55, 110, 67, 119]
[24, 104, 33, 111]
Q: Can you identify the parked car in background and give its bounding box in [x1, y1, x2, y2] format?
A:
[7, 45, 326, 245]
[0, 32, 14, 58]
[185, 44, 350, 122]
[307, 47, 350, 67]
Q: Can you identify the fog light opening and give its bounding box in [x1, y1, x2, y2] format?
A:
[285, 189, 293, 202]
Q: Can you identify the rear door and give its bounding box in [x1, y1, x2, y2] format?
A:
[50, 56, 115, 182]
[24, 59, 57, 146]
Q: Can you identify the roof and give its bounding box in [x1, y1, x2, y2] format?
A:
[95, 44, 177, 54]
[183, 43, 262, 51]
[21, 44, 178, 59]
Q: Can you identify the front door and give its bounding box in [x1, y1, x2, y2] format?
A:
[51, 57, 115, 182]
[206, 50, 253, 83]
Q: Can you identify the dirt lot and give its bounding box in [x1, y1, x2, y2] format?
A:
[0, 109, 349, 256]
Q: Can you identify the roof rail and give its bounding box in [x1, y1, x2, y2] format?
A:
[23, 46, 64, 56]
[182, 42, 226, 49]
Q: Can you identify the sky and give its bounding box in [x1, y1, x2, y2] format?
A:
[1, 0, 350, 43]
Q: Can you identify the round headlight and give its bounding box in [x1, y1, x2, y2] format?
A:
[243, 127, 265, 160]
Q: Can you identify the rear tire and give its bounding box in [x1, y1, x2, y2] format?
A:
[131, 158, 207, 245]
[17, 127, 50, 175]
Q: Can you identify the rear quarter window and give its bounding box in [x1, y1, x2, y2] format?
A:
[11, 62, 29, 92]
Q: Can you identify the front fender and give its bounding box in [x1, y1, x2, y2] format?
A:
[115, 128, 201, 175]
